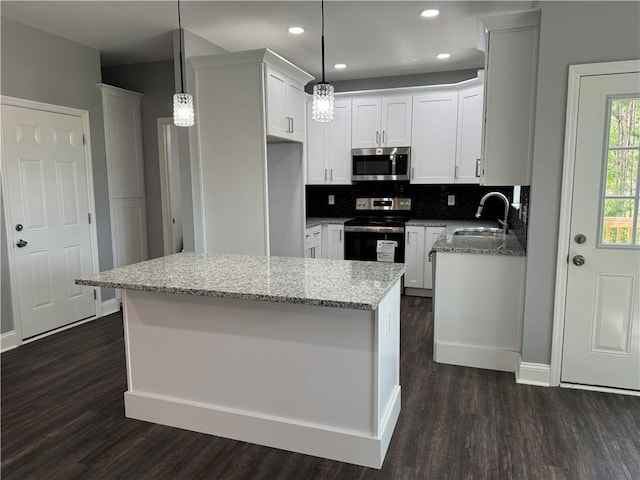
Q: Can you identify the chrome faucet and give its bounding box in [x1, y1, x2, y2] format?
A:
[475, 191, 510, 234]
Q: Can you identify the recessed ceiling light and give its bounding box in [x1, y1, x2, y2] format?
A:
[334, 63, 347, 69]
[288, 26, 305, 34]
[436, 53, 451, 60]
[420, 9, 440, 18]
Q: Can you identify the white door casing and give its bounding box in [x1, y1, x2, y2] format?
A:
[1, 99, 99, 340]
[158, 118, 183, 255]
[552, 61, 640, 392]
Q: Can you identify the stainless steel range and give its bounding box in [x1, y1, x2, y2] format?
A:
[344, 197, 411, 263]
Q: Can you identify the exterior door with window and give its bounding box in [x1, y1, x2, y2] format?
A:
[561, 70, 640, 390]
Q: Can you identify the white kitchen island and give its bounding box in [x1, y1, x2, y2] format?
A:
[76, 253, 405, 469]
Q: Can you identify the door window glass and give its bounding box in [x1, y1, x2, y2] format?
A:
[600, 98, 640, 246]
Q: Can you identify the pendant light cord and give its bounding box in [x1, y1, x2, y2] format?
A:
[321, 0, 325, 84]
[177, 0, 185, 94]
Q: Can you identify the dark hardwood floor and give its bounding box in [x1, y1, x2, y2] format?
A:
[2, 296, 639, 479]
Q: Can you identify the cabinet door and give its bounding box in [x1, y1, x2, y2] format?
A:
[306, 100, 327, 184]
[483, 27, 538, 186]
[112, 197, 148, 267]
[423, 227, 445, 290]
[287, 80, 305, 142]
[411, 91, 458, 184]
[265, 66, 288, 138]
[351, 97, 381, 148]
[404, 226, 425, 288]
[327, 99, 352, 184]
[381, 96, 412, 147]
[305, 226, 322, 258]
[455, 85, 483, 184]
[325, 224, 344, 260]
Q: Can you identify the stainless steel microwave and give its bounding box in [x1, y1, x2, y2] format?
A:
[351, 147, 411, 181]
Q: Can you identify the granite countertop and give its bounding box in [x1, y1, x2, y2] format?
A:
[407, 219, 526, 256]
[431, 225, 525, 256]
[76, 252, 406, 310]
[306, 217, 353, 228]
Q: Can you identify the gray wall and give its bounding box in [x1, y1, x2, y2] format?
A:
[102, 60, 175, 260]
[0, 18, 115, 334]
[522, 1, 640, 363]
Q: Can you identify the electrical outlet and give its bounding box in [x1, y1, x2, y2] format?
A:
[447, 195, 455, 206]
[328, 195, 335, 205]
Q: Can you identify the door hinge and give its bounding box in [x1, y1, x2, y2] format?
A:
[88, 212, 92, 224]
[82, 133, 86, 145]
[93, 289, 97, 300]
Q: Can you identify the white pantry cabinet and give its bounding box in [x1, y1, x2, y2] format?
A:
[98, 84, 148, 269]
[323, 224, 344, 260]
[351, 95, 412, 148]
[266, 65, 306, 142]
[192, 49, 312, 256]
[478, 10, 540, 186]
[434, 252, 525, 372]
[305, 225, 322, 258]
[306, 98, 352, 185]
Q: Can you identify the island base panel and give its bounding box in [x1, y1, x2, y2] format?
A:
[121, 285, 401, 468]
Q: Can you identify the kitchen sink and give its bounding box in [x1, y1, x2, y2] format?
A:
[453, 227, 504, 237]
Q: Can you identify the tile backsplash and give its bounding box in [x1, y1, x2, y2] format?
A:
[306, 183, 530, 249]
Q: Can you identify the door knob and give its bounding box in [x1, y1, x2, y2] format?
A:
[16, 239, 28, 248]
[572, 255, 585, 266]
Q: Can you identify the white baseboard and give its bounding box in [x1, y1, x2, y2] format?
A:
[1, 330, 18, 353]
[125, 387, 401, 469]
[434, 341, 519, 372]
[403, 287, 432, 298]
[101, 298, 120, 316]
[516, 357, 551, 386]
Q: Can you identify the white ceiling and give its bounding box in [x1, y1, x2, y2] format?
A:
[1, 1, 533, 81]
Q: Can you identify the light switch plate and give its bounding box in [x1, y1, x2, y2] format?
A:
[328, 195, 335, 205]
[447, 195, 455, 206]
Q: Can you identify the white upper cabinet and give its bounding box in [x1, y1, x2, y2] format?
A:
[410, 90, 458, 184]
[478, 10, 540, 186]
[266, 65, 306, 142]
[455, 84, 484, 184]
[306, 98, 352, 185]
[352, 95, 412, 148]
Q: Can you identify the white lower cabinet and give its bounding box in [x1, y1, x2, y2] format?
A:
[305, 226, 322, 259]
[404, 227, 426, 288]
[423, 227, 445, 289]
[433, 252, 525, 372]
[323, 224, 344, 260]
[404, 226, 445, 293]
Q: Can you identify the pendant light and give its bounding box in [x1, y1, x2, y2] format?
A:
[312, 0, 334, 122]
[173, 0, 194, 127]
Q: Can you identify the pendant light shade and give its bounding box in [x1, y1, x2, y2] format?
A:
[312, 83, 334, 122]
[312, 0, 334, 122]
[173, 92, 194, 127]
[173, 0, 194, 127]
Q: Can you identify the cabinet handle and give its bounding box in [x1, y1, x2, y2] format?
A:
[290, 117, 294, 133]
[376, 130, 380, 145]
[330, 169, 333, 181]
[382, 130, 386, 144]
[475, 159, 482, 178]
[324, 169, 328, 181]
[455, 165, 459, 179]
[339, 229, 342, 241]
[407, 233, 410, 245]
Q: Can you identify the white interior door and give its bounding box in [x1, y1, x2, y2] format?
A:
[2, 105, 96, 339]
[562, 71, 640, 391]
